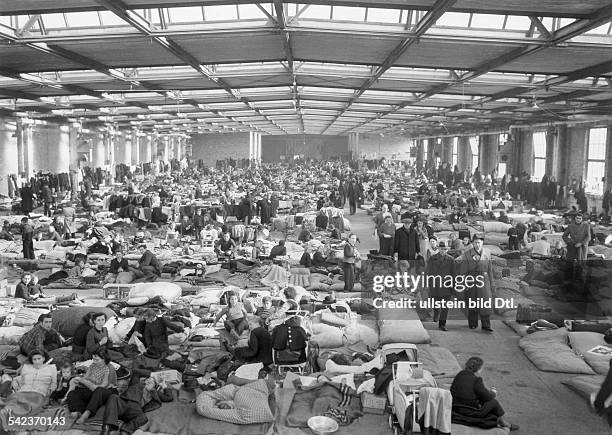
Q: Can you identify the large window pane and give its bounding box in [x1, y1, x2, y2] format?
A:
[470, 14, 505, 29]
[366, 8, 401, 24]
[588, 128, 607, 159]
[301, 5, 331, 19]
[65, 12, 101, 27]
[332, 6, 366, 21]
[436, 12, 470, 27]
[587, 161, 605, 195]
[204, 5, 238, 21]
[452, 137, 458, 167]
[533, 132, 547, 158]
[168, 7, 203, 23]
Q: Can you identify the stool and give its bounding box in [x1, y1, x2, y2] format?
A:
[103, 284, 133, 300]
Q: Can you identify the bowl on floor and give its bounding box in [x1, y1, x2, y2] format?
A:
[307, 416, 339, 435]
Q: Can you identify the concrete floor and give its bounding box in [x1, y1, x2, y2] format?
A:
[347, 205, 610, 434]
[41, 205, 611, 434]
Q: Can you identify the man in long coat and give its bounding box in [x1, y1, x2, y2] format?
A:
[394, 218, 420, 263]
[455, 234, 495, 332]
[347, 179, 361, 215]
[256, 195, 272, 224]
[425, 238, 455, 331]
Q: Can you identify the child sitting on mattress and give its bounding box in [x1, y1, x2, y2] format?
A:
[50, 361, 75, 404]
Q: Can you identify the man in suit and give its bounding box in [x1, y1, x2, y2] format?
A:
[455, 234, 495, 332]
[425, 239, 455, 331]
[394, 218, 420, 264]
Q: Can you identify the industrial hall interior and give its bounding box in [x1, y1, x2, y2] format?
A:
[1, 0, 612, 434]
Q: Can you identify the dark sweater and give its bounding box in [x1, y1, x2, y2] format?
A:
[143, 317, 184, 354]
[72, 323, 91, 356]
[450, 370, 496, 408]
[234, 327, 273, 366]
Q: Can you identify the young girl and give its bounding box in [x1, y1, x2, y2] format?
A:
[214, 291, 248, 340]
[50, 361, 75, 403]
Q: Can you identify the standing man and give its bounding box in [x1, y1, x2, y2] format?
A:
[455, 234, 495, 332]
[256, 195, 272, 225]
[20, 183, 35, 216]
[425, 240, 455, 331]
[394, 218, 420, 264]
[21, 217, 35, 260]
[343, 233, 359, 292]
[562, 213, 590, 261]
[41, 183, 53, 218]
[347, 178, 360, 215]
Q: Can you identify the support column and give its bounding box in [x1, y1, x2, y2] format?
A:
[91, 134, 105, 168]
[68, 125, 80, 194]
[416, 139, 424, 170]
[131, 130, 140, 165]
[17, 118, 34, 179]
[441, 137, 452, 163]
[0, 118, 19, 197]
[348, 132, 359, 159]
[140, 135, 152, 163]
[480, 134, 499, 176]
[106, 132, 115, 178]
[249, 132, 262, 163]
[457, 136, 470, 172]
[162, 137, 170, 163]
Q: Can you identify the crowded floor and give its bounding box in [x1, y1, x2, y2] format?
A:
[1, 1, 612, 435]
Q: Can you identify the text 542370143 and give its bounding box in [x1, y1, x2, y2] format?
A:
[7, 414, 67, 428]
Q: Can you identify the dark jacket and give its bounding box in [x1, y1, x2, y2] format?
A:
[271, 323, 308, 352]
[143, 317, 184, 354]
[299, 252, 312, 268]
[425, 252, 455, 298]
[72, 323, 91, 356]
[269, 245, 286, 260]
[234, 327, 273, 366]
[109, 258, 130, 274]
[394, 225, 420, 260]
[450, 370, 496, 409]
[121, 382, 173, 412]
[126, 319, 146, 342]
[315, 214, 328, 229]
[15, 282, 35, 301]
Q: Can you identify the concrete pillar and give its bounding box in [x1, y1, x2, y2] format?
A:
[17, 119, 33, 179]
[416, 139, 424, 170]
[106, 132, 115, 172]
[68, 125, 80, 193]
[140, 135, 152, 163]
[441, 137, 453, 163]
[348, 132, 359, 159]
[480, 134, 499, 176]
[555, 125, 568, 183]
[92, 134, 105, 167]
[457, 136, 470, 172]
[131, 131, 140, 165]
[0, 119, 19, 197]
[249, 132, 263, 163]
[162, 137, 170, 162]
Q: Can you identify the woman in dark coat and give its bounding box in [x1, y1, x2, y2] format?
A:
[20, 183, 34, 215]
[256, 196, 272, 224]
[451, 357, 518, 431]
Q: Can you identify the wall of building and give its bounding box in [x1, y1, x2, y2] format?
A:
[357, 134, 413, 159]
[190, 132, 250, 165]
[261, 135, 349, 162]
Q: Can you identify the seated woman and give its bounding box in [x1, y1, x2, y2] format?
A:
[72, 313, 94, 360]
[68, 255, 89, 278]
[214, 291, 249, 341]
[255, 296, 276, 321]
[299, 247, 313, 268]
[66, 348, 117, 421]
[84, 312, 111, 360]
[450, 357, 518, 431]
[0, 350, 57, 426]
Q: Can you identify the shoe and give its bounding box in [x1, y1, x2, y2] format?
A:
[509, 423, 519, 431]
[482, 327, 494, 332]
[469, 326, 477, 329]
[100, 425, 112, 435]
[438, 325, 447, 331]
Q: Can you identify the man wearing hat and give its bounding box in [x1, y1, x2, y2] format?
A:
[425, 237, 455, 331]
[562, 213, 590, 261]
[455, 233, 495, 332]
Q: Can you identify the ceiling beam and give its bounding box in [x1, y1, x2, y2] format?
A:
[528, 16, 551, 39]
[321, 0, 457, 134]
[94, 0, 287, 134]
[273, 0, 304, 133]
[341, 3, 612, 135]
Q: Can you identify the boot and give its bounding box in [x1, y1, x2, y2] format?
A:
[100, 425, 113, 435]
